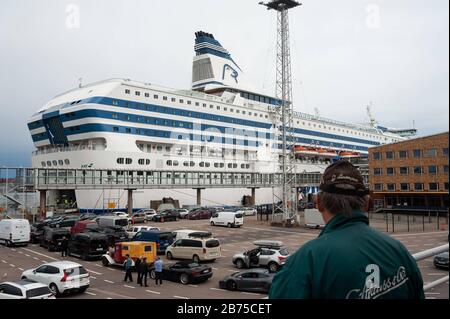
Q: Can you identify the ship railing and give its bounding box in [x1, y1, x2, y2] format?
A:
[32, 145, 104, 156]
[412, 244, 449, 292]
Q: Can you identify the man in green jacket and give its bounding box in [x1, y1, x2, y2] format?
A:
[269, 160, 425, 299]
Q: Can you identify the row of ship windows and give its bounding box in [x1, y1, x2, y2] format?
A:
[41, 159, 71, 167]
[373, 148, 449, 160]
[116, 157, 250, 169]
[373, 165, 449, 175]
[124, 89, 269, 119]
[373, 183, 449, 191]
[123, 89, 384, 140]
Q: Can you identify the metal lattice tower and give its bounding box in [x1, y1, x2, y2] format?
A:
[260, 0, 301, 223]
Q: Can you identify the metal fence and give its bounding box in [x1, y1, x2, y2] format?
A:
[368, 211, 449, 233]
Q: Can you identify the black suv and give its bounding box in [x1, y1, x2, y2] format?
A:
[40, 227, 71, 251]
[48, 215, 80, 228]
[68, 232, 109, 260]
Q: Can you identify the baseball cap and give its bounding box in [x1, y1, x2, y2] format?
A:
[319, 160, 369, 197]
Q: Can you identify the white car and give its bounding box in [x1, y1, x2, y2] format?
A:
[126, 225, 160, 238]
[136, 209, 157, 221]
[0, 279, 55, 299]
[112, 211, 132, 223]
[236, 207, 256, 216]
[21, 261, 90, 296]
[176, 209, 190, 219]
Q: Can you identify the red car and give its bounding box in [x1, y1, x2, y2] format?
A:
[187, 210, 211, 220]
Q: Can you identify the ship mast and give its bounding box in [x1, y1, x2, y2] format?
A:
[260, 0, 301, 224]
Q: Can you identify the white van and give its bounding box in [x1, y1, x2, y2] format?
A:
[304, 209, 325, 229]
[210, 211, 244, 228]
[0, 219, 30, 247]
[166, 233, 221, 262]
[96, 216, 129, 229]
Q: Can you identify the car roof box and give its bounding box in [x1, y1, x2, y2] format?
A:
[253, 240, 284, 248]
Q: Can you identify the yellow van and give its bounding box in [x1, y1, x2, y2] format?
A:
[102, 241, 157, 267]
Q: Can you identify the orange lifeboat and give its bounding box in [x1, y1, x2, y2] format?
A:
[339, 151, 361, 158]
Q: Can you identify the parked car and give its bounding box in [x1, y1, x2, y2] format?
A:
[232, 240, 290, 273]
[130, 212, 146, 224]
[0, 279, 55, 299]
[166, 234, 221, 263]
[67, 232, 109, 260]
[152, 211, 179, 222]
[188, 209, 212, 220]
[149, 261, 213, 285]
[176, 209, 190, 219]
[156, 203, 176, 212]
[126, 225, 160, 238]
[21, 261, 90, 296]
[136, 208, 157, 221]
[102, 241, 157, 268]
[433, 252, 449, 269]
[30, 224, 45, 244]
[40, 227, 71, 251]
[132, 230, 176, 254]
[70, 220, 100, 234]
[219, 269, 274, 293]
[236, 207, 257, 216]
[0, 219, 30, 247]
[210, 211, 244, 228]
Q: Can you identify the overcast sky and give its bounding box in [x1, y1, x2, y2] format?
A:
[0, 0, 448, 166]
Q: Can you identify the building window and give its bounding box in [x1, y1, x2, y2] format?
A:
[125, 89, 130, 94]
[386, 167, 395, 175]
[385, 151, 394, 159]
[135, 91, 140, 96]
[195, 102, 199, 106]
[387, 183, 396, 191]
[373, 152, 381, 160]
[187, 101, 191, 105]
[373, 168, 382, 175]
[125, 158, 132, 165]
[171, 98, 176, 102]
[125, 128, 131, 133]
[443, 148, 449, 156]
[173, 161, 179, 166]
[400, 183, 409, 191]
[445, 183, 449, 191]
[113, 127, 119, 132]
[166, 160, 172, 166]
[399, 167, 408, 175]
[413, 166, 423, 174]
[414, 183, 424, 191]
[374, 184, 382, 191]
[426, 148, 437, 157]
[428, 165, 437, 174]
[399, 150, 408, 158]
[429, 183, 439, 191]
[163, 96, 168, 101]
[146, 159, 150, 165]
[144, 93, 149, 98]
[58, 160, 63, 165]
[138, 159, 145, 165]
[413, 149, 421, 158]
[64, 159, 70, 165]
[444, 165, 449, 173]
[117, 158, 124, 164]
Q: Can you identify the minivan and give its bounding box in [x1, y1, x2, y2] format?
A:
[132, 230, 175, 254]
[0, 219, 30, 247]
[166, 234, 221, 263]
[97, 216, 129, 229]
[210, 211, 244, 228]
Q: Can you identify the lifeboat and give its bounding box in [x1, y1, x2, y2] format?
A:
[339, 151, 361, 158]
[317, 148, 338, 157]
[294, 145, 320, 156]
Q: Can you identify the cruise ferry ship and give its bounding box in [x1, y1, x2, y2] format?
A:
[27, 31, 409, 212]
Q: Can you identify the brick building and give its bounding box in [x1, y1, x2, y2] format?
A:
[368, 132, 449, 210]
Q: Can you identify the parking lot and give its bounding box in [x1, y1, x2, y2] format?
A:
[0, 216, 448, 299]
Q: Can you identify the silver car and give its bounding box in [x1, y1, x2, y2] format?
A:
[232, 240, 290, 273]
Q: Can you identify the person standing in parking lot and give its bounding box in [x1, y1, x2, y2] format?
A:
[60, 236, 69, 258]
[139, 257, 149, 287]
[135, 256, 142, 285]
[123, 254, 133, 282]
[269, 160, 425, 299]
[154, 257, 163, 286]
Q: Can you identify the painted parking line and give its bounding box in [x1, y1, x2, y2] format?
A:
[210, 288, 224, 291]
[227, 270, 236, 272]
[9, 264, 15, 267]
[94, 264, 103, 268]
[146, 290, 161, 295]
[1, 260, 6, 264]
[22, 248, 58, 261]
[174, 295, 189, 299]
[11, 248, 16, 252]
[33, 257, 39, 260]
[123, 285, 135, 289]
[104, 280, 115, 284]
[106, 297, 113, 299]
[91, 276, 97, 280]
[212, 267, 218, 270]
[188, 284, 198, 288]
[85, 269, 102, 275]
[18, 251, 23, 254]
[425, 292, 441, 295]
[85, 291, 97, 296]
[18, 268, 24, 271]
[428, 273, 447, 276]
[241, 292, 262, 296]
[25, 254, 30, 257]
